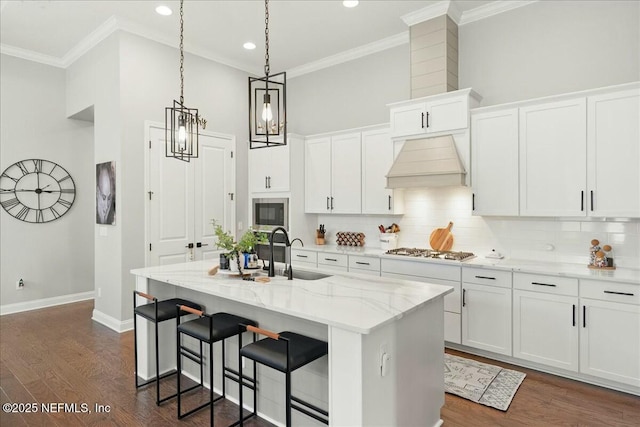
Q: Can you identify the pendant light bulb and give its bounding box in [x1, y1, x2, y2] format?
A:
[177, 115, 187, 150]
[261, 94, 273, 122]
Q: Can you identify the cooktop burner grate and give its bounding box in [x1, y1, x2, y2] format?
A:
[385, 247, 475, 261]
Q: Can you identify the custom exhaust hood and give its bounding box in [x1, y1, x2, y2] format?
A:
[386, 135, 466, 188]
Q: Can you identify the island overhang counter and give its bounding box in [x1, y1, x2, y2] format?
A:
[131, 260, 453, 426]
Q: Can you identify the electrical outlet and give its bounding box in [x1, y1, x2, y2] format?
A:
[16, 279, 24, 290]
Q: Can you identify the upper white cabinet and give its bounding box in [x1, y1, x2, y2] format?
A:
[388, 88, 481, 139]
[587, 88, 640, 217]
[249, 143, 290, 193]
[471, 108, 519, 216]
[361, 128, 404, 214]
[519, 97, 587, 216]
[305, 132, 361, 214]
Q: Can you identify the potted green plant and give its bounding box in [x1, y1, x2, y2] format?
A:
[212, 220, 268, 275]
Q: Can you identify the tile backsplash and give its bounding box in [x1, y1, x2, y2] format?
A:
[317, 187, 640, 269]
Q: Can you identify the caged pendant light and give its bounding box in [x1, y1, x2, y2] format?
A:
[165, 0, 206, 161]
[249, 0, 287, 149]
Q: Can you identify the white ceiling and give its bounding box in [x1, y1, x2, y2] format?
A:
[0, 0, 499, 75]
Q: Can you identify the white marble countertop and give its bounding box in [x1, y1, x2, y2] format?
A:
[293, 246, 640, 284]
[131, 260, 453, 334]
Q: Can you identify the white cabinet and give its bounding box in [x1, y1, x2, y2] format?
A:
[513, 273, 580, 372]
[348, 255, 380, 276]
[361, 128, 404, 214]
[249, 143, 290, 193]
[461, 268, 512, 356]
[304, 133, 361, 214]
[317, 252, 348, 273]
[471, 108, 519, 216]
[382, 259, 461, 344]
[587, 88, 640, 217]
[579, 280, 640, 387]
[389, 89, 480, 138]
[290, 248, 317, 268]
[519, 98, 587, 216]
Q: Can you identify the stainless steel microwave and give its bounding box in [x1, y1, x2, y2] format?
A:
[252, 198, 289, 231]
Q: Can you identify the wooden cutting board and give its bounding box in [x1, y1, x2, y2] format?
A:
[429, 222, 454, 251]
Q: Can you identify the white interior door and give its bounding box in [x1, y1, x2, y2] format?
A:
[147, 123, 235, 266]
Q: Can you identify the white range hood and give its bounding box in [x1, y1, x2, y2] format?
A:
[386, 135, 466, 188]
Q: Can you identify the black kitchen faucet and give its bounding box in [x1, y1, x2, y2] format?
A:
[269, 226, 293, 280]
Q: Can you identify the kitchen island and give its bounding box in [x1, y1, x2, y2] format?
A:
[131, 260, 453, 426]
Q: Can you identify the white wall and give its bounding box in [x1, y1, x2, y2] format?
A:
[0, 55, 94, 309]
[288, 45, 410, 136]
[459, 0, 640, 106]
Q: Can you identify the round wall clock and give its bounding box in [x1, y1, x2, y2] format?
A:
[0, 159, 76, 223]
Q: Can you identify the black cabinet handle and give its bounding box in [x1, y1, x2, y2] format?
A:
[472, 193, 475, 211]
[462, 289, 466, 307]
[572, 304, 576, 327]
[296, 254, 308, 258]
[583, 305, 586, 328]
[425, 111, 430, 128]
[356, 261, 370, 265]
[581, 190, 584, 211]
[185, 243, 194, 249]
[475, 275, 496, 280]
[604, 290, 635, 297]
[196, 242, 208, 248]
[326, 197, 330, 210]
[268, 176, 271, 188]
[532, 282, 557, 287]
[325, 258, 338, 262]
[331, 197, 334, 210]
[590, 190, 594, 211]
[388, 195, 392, 210]
[421, 112, 425, 129]
[265, 176, 268, 189]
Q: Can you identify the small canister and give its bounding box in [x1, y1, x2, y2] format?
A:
[219, 253, 230, 270]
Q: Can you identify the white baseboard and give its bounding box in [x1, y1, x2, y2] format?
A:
[92, 309, 134, 333]
[0, 291, 95, 316]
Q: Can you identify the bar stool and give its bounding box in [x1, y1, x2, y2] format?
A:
[238, 326, 329, 426]
[176, 305, 258, 426]
[133, 290, 202, 405]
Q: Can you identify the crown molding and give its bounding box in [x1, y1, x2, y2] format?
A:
[459, 0, 539, 25]
[401, 1, 454, 26]
[288, 31, 409, 79]
[61, 15, 119, 67]
[0, 43, 65, 68]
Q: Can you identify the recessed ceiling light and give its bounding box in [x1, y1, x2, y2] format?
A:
[343, 1, 359, 8]
[243, 42, 256, 50]
[155, 5, 173, 16]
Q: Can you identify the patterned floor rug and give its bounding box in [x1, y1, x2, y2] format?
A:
[444, 353, 526, 411]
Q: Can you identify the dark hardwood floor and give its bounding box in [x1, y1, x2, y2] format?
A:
[1, 301, 638, 426]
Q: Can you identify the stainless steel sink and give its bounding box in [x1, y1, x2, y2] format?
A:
[289, 270, 331, 280]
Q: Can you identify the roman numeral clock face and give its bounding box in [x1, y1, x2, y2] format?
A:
[1, 159, 76, 223]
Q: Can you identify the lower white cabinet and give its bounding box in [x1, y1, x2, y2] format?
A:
[513, 290, 579, 371]
[579, 280, 640, 387]
[317, 252, 348, 273]
[461, 282, 512, 356]
[290, 248, 317, 268]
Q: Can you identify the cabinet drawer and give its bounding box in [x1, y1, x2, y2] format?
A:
[514, 273, 578, 296]
[348, 256, 381, 272]
[318, 253, 348, 268]
[581, 280, 640, 305]
[381, 258, 460, 282]
[462, 267, 512, 288]
[291, 249, 317, 264]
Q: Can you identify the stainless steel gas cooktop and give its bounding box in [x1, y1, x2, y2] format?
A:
[385, 247, 475, 262]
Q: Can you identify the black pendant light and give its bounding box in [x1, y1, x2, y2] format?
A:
[249, 0, 287, 149]
[165, 0, 205, 161]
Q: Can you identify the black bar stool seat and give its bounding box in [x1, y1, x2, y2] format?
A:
[135, 298, 202, 322]
[178, 313, 255, 344]
[176, 308, 258, 427]
[133, 291, 202, 406]
[240, 331, 328, 373]
[239, 327, 329, 426]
